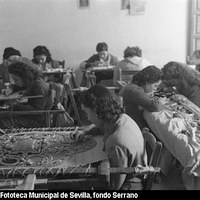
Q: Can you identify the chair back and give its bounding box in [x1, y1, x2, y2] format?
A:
[142, 127, 163, 190]
[118, 68, 139, 86]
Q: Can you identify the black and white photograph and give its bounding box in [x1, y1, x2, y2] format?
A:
[0, 0, 199, 193]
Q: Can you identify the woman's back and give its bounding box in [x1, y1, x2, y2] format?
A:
[119, 84, 149, 129]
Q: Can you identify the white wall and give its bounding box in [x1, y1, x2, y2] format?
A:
[0, 0, 189, 72]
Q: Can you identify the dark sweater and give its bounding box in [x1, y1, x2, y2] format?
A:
[13, 78, 52, 111]
[84, 53, 119, 83]
[84, 53, 119, 68]
[119, 84, 164, 129]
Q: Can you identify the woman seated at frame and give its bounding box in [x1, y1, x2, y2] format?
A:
[80, 42, 119, 85]
[32, 45, 63, 83]
[0, 62, 53, 129]
[113, 46, 151, 86]
[119, 65, 165, 130]
[0, 47, 40, 89]
[162, 61, 200, 108]
[71, 85, 147, 190]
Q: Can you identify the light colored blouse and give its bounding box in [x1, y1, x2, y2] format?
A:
[113, 57, 151, 86]
[103, 113, 147, 190]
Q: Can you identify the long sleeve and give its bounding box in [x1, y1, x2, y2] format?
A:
[13, 79, 50, 111]
[133, 89, 163, 112]
[108, 146, 128, 190]
[13, 87, 45, 111]
[121, 85, 164, 112]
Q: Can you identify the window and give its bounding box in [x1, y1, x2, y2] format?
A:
[189, 0, 200, 58]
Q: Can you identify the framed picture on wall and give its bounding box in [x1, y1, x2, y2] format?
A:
[78, 0, 90, 8]
[129, 0, 146, 15]
[121, 0, 130, 10]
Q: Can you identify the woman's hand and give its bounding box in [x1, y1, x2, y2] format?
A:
[70, 124, 97, 141]
[70, 129, 87, 141]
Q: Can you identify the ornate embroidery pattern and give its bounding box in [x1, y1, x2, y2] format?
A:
[0, 127, 97, 178]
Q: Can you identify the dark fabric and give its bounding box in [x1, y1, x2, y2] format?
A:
[83, 53, 118, 83]
[84, 53, 118, 68]
[0, 115, 45, 129]
[80, 71, 96, 87]
[13, 78, 52, 111]
[0, 78, 52, 129]
[119, 84, 164, 130]
[32, 59, 63, 83]
[0, 62, 9, 86]
[94, 70, 114, 83]
[84, 54, 100, 67]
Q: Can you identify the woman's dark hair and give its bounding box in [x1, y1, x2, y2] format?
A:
[162, 61, 181, 81]
[33, 45, 52, 63]
[96, 42, 108, 52]
[8, 62, 39, 88]
[162, 61, 200, 88]
[132, 65, 162, 86]
[80, 85, 124, 122]
[3, 47, 21, 60]
[124, 46, 142, 58]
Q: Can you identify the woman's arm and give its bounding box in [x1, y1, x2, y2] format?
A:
[123, 86, 164, 112]
[134, 88, 164, 112]
[13, 81, 47, 111]
[70, 124, 100, 141]
[108, 146, 128, 190]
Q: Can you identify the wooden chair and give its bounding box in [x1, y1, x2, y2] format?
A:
[117, 68, 139, 87]
[142, 127, 163, 190]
